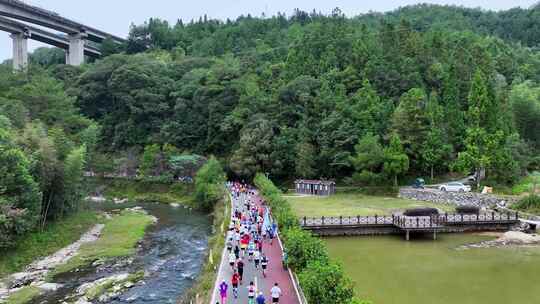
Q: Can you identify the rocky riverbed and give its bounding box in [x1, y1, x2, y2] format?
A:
[1, 202, 211, 304]
[0, 224, 105, 302]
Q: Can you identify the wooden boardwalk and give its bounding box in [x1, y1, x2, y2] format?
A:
[300, 212, 520, 240]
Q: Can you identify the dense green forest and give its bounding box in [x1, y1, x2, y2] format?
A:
[84, 4, 540, 183]
[1, 4, 540, 248]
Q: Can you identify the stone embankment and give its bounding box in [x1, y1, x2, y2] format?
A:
[399, 188, 517, 209]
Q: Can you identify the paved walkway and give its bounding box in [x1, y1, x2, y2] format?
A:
[211, 190, 300, 304]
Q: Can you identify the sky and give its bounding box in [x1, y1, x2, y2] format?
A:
[0, 0, 538, 61]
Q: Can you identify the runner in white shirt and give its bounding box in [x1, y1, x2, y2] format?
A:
[270, 282, 282, 303]
[247, 281, 256, 304]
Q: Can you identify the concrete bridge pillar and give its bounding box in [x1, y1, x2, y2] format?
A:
[67, 33, 86, 66]
[11, 33, 28, 71]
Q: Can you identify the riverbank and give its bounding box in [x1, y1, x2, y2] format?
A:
[1, 209, 155, 304]
[48, 209, 156, 278]
[0, 211, 100, 278]
[87, 177, 195, 206]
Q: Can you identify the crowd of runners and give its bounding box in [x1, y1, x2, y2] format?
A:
[216, 182, 283, 304]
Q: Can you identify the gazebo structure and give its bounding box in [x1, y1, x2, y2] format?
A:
[294, 179, 335, 196]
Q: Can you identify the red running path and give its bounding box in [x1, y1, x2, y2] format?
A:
[211, 190, 300, 304]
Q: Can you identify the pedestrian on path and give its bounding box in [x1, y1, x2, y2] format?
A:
[228, 251, 236, 270]
[270, 283, 282, 303]
[247, 281, 256, 304]
[254, 249, 261, 269]
[237, 258, 244, 284]
[261, 254, 268, 277]
[271, 222, 278, 245]
[248, 240, 255, 261]
[231, 272, 239, 298]
[219, 280, 228, 304]
[256, 292, 266, 304]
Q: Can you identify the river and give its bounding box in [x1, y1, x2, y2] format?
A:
[326, 233, 540, 304]
[32, 202, 211, 303]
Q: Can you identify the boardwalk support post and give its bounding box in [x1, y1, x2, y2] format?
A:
[405, 230, 410, 241]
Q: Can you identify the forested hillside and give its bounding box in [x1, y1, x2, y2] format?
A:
[360, 3, 540, 47]
[75, 6, 540, 184]
[1, 6, 540, 245]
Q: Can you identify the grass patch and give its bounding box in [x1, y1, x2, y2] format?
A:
[512, 172, 540, 195]
[84, 271, 144, 300]
[4, 286, 41, 304]
[511, 194, 540, 215]
[0, 211, 99, 277]
[49, 210, 154, 278]
[179, 195, 230, 304]
[89, 177, 194, 205]
[288, 193, 454, 217]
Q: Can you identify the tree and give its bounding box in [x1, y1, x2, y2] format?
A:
[295, 140, 317, 178]
[383, 134, 409, 187]
[79, 122, 101, 171]
[169, 154, 206, 178]
[140, 144, 161, 177]
[421, 92, 452, 179]
[422, 127, 452, 179]
[229, 117, 275, 178]
[509, 81, 540, 149]
[194, 157, 226, 211]
[392, 88, 430, 170]
[457, 70, 500, 187]
[442, 65, 466, 150]
[54, 146, 86, 221]
[349, 133, 384, 185]
[350, 79, 388, 136]
[0, 128, 41, 248]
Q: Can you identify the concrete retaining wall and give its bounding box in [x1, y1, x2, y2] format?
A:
[398, 188, 517, 208]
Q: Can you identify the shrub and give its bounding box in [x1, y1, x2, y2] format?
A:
[299, 261, 355, 304]
[194, 157, 226, 211]
[282, 227, 329, 270]
[455, 206, 480, 214]
[403, 207, 439, 216]
[513, 194, 540, 212]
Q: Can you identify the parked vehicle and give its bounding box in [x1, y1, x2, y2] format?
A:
[439, 182, 471, 192]
[412, 178, 425, 189]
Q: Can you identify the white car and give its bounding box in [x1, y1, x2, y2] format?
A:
[439, 182, 471, 192]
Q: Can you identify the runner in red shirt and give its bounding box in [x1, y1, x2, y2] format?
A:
[231, 272, 240, 298]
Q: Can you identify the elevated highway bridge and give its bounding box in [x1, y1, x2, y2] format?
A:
[0, 0, 125, 70]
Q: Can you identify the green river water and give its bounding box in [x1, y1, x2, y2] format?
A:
[325, 233, 540, 304]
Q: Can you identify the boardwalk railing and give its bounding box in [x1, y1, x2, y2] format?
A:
[301, 215, 394, 227]
[393, 215, 443, 229]
[300, 212, 519, 229]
